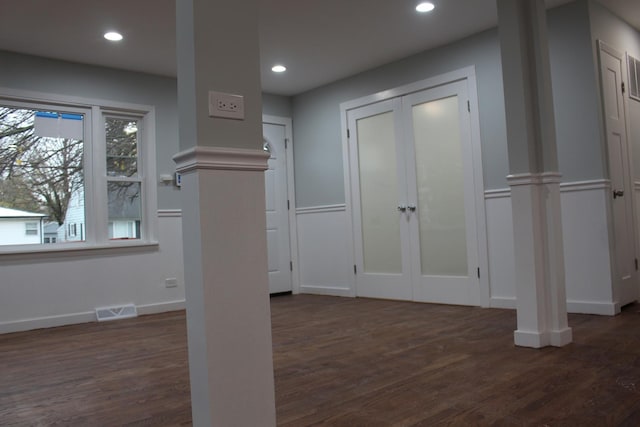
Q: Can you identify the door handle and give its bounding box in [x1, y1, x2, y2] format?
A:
[397, 205, 407, 212]
[613, 190, 624, 199]
[407, 205, 416, 212]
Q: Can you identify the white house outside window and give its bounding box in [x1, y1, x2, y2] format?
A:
[0, 90, 157, 252]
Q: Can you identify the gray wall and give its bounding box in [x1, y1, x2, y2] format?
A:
[262, 93, 292, 118]
[291, 1, 609, 208]
[587, 0, 640, 179]
[548, 0, 605, 182]
[0, 50, 182, 210]
[292, 29, 507, 207]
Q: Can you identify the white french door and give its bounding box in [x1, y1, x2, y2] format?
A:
[348, 80, 481, 305]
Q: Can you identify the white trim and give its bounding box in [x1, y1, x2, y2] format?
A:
[486, 180, 610, 198]
[484, 188, 511, 199]
[635, 181, 640, 191]
[0, 86, 154, 114]
[0, 311, 96, 334]
[566, 300, 620, 316]
[158, 209, 183, 218]
[295, 204, 346, 215]
[173, 146, 269, 173]
[262, 114, 300, 295]
[0, 300, 187, 334]
[299, 285, 353, 297]
[560, 179, 610, 192]
[340, 66, 477, 112]
[506, 172, 563, 186]
[137, 300, 186, 315]
[490, 296, 516, 309]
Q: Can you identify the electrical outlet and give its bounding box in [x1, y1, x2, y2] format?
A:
[165, 278, 178, 288]
[208, 91, 244, 120]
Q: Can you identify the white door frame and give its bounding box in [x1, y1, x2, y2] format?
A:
[263, 114, 300, 294]
[339, 66, 490, 306]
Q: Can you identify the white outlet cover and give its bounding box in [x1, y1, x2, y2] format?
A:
[208, 91, 244, 120]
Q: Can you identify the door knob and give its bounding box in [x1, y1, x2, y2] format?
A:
[613, 190, 624, 199]
[407, 205, 416, 212]
[397, 205, 407, 212]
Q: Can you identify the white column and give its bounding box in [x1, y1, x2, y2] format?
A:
[175, 1, 276, 426]
[497, 0, 572, 348]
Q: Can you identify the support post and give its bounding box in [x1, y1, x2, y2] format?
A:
[497, 0, 572, 348]
[174, 1, 277, 425]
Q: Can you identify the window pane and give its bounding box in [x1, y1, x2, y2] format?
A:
[108, 181, 141, 240]
[106, 117, 139, 177]
[412, 96, 468, 276]
[0, 105, 85, 246]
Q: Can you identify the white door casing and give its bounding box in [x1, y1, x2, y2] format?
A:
[263, 119, 296, 294]
[345, 74, 484, 306]
[598, 41, 637, 306]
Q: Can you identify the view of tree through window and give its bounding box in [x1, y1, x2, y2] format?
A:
[0, 105, 84, 246]
[106, 117, 142, 240]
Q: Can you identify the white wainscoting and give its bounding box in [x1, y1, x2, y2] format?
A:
[483, 180, 616, 315]
[0, 210, 186, 334]
[295, 204, 353, 296]
[484, 189, 516, 308]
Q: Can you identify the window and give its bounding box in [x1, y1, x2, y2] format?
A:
[0, 90, 156, 251]
[106, 117, 142, 241]
[25, 222, 38, 236]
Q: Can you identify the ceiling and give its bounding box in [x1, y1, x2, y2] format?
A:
[0, 0, 638, 96]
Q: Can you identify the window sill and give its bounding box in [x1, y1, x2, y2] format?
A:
[0, 240, 160, 262]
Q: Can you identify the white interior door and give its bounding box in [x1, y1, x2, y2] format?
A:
[347, 80, 480, 305]
[402, 80, 480, 305]
[348, 99, 413, 300]
[263, 122, 292, 294]
[599, 42, 637, 305]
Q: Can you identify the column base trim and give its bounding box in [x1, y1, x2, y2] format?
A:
[549, 327, 573, 347]
[514, 330, 549, 348]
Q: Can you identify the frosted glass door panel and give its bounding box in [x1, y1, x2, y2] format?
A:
[412, 96, 468, 276]
[357, 112, 402, 274]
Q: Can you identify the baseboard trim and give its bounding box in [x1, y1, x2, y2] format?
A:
[490, 296, 516, 309]
[299, 285, 353, 297]
[0, 300, 188, 335]
[0, 311, 96, 335]
[137, 300, 186, 315]
[566, 300, 620, 316]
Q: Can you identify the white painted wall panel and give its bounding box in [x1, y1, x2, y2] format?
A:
[561, 184, 615, 314]
[296, 206, 353, 296]
[483, 183, 616, 315]
[0, 212, 185, 333]
[484, 192, 516, 308]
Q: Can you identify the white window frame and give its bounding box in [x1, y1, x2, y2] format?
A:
[25, 222, 38, 236]
[0, 87, 158, 256]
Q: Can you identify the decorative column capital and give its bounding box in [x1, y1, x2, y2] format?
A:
[173, 146, 270, 174]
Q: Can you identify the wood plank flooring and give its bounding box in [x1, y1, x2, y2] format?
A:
[1, 295, 640, 426]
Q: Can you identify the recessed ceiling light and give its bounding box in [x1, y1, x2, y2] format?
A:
[416, 2, 435, 13]
[271, 65, 287, 73]
[104, 31, 123, 42]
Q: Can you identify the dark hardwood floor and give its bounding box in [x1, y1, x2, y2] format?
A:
[1, 295, 640, 426]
